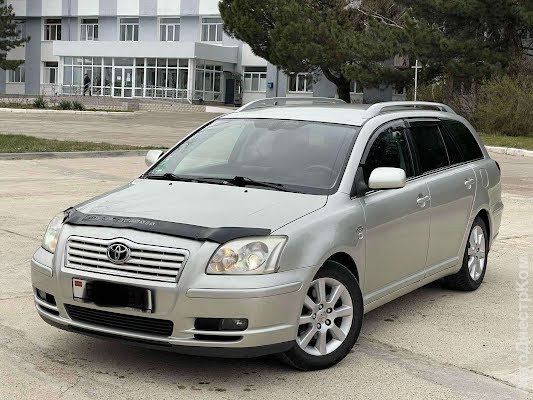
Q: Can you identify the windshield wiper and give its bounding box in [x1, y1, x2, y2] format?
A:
[226, 176, 296, 192]
[144, 174, 236, 185]
[145, 174, 297, 192]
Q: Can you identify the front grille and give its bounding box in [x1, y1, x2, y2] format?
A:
[65, 304, 174, 337]
[65, 236, 188, 283]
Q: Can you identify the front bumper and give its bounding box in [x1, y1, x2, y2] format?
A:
[31, 229, 317, 357]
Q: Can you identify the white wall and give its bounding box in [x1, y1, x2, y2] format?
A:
[5, 83, 25, 95]
[158, 0, 181, 15]
[78, 0, 100, 16]
[199, 0, 220, 15]
[41, 42, 58, 62]
[10, 0, 26, 16]
[117, 0, 139, 16]
[241, 44, 266, 67]
[41, 0, 62, 16]
[6, 45, 25, 61]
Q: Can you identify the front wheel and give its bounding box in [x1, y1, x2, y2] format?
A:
[279, 260, 364, 370]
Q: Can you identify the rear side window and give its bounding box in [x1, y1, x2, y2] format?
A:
[363, 127, 414, 182]
[442, 120, 484, 161]
[440, 127, 463, 165]
[409, 124, 449, 173]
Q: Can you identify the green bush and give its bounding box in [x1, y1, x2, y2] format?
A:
[72, 101, 86, 111]
[33, 96, 47, 109]
[473, 74, 533, 137]
[58, 100, 72, 110]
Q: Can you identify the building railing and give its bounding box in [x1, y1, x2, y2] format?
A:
[41, 84, 192, 103]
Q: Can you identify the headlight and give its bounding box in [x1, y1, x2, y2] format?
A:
[206, 236, 287, 275]
[42, 212, 66, 254]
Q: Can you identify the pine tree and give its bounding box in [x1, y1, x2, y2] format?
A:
[219, 0, 406, 102]
[0, 0, 29, 70]
[398, 0, 533, 86]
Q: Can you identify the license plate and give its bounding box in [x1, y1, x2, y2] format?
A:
[72, 279, 153, 312]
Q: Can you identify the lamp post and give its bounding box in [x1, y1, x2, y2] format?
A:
[412, 59, 422, 101]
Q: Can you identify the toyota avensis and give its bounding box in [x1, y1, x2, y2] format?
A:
[31, 99, 503, 370]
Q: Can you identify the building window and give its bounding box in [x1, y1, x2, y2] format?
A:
[350, 81, 363, 94]
[43, 62, 59, 84]
[7, 66, 25, 83]
[160, 18, 180, 41]
[201, 17, 223, 42]
[44, 18, 62, 41]
[288, 73, 313, 93]
[119, 18, 139, 41]
[243, 67, 267, 92]
[80, 18, 99, 41]
[15, 19, 25, 39]
[195, 60, 223, 101]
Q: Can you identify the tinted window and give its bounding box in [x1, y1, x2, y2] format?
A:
[364, 127, 414, 182]
[442, 120, 484, 161]
[410, 124, 449, 173]
[440, 126, 463, 165]
[147, 119, 358, 195]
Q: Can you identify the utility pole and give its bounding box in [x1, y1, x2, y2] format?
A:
[412, 59, 422, 101]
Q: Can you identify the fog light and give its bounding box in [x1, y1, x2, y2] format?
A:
[220, 318, 248, 331]
[194, 317, 248, 332]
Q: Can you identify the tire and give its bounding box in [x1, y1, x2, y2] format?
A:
[278, 260, 364, 370]
[443, 216, 489, 291]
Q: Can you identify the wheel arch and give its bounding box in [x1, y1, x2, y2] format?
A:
[475, 208, 491, 249]
[324, 252, 360, 283]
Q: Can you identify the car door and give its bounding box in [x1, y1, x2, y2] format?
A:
[406, 119, 477, 275]
[358, 121, 431, 302]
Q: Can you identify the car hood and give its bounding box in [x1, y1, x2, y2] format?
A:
[75, 179, 328, 231]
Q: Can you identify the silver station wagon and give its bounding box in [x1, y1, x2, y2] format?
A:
[32, 99, 503, 370]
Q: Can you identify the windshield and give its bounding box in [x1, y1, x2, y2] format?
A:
[144, 118, 359, 195]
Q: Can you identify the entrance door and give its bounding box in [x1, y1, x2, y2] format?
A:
[113, 67, 133, 98]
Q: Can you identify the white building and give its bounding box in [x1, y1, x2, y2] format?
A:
[2, 0, 402, 104]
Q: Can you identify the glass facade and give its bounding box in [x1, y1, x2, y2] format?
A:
[61, 57, 192, 98]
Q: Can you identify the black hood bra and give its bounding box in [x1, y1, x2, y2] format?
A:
[63, 208, 271, 244]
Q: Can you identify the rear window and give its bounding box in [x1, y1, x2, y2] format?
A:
[409, 124, 449, 173]
[442, 120, 484, 162]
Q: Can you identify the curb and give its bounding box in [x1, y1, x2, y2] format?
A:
[0, 108, 130, 115]
[0, 150, 149, 161]
[486, 146, 533, 158]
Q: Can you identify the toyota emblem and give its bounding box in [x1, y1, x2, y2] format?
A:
[107, 243, 131, 264]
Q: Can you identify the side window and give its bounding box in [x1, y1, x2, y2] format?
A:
[442, 120, 484, 161]
[363, 127, 414, 182]
[439, 125, 463, 165]
[409, 124, 449, 173]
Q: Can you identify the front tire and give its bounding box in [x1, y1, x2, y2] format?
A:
[443, 216, 488, 291]
[279, 260, 363, 370]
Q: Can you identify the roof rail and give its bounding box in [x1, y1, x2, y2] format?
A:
[236, 97, 346, 112]
[365, 101, 456, 118]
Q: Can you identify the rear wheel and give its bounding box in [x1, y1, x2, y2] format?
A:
[444, 217, 488, 291]
[279, 260, 363, 370]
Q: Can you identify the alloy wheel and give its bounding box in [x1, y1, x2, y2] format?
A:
[468, 225, 486, 281]
[297, 277, 353, 356]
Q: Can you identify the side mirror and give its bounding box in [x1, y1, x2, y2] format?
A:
[145, 150, 163, 167]
[368, 167, 406, 190]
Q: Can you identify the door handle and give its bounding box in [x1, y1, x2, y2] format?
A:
[416, 195, 430, 207]
[464, 178, 475, 189]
